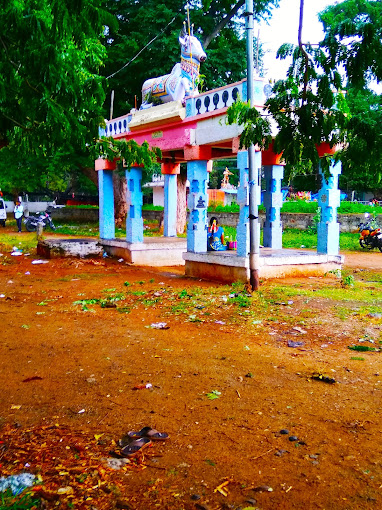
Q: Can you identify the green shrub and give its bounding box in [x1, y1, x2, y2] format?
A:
[281, 201, 318, 213]
[142, 204, 164, 211]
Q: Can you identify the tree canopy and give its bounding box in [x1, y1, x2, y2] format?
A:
[228, 0, 382, 188]
[0, 0, 278, 197]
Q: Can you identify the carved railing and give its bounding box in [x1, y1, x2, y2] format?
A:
[102, 113, 133, 137]
[101, 77, 270, 136]
[185, 77, 269, 117]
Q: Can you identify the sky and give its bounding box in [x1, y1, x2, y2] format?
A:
[258, 0, 335, 80]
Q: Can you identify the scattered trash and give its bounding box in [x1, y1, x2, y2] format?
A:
[150, 322, 169, 329]
[311, 373, 336, 384]
[275, 449, 289, 457]
[118, 258, 124, 262]
[78, 409, 85, 414]
[300, 245, 306, 248]
[133, 383, 152, 390]
[104, 457, 130, 470]
[0, 294, 5, 298]
[57, 486, 74, 495]
[0, 473, 36, 495]
[25, 271, 30, 275]
[289, 436, 298, 442]
[288, 300, 294, 305]
[293, 326, 307, 334]
[11, 405, 21, 410]
[214, 478, 233, 497]
[252, 485, 273, 493]
[287, 340, 305, 348]
[103, 252, 108, 258]
[11, 251, 22, 256]
[280, 429, 289, 435]
[215, 320, 226, 325]
[31, 260, 49, 264]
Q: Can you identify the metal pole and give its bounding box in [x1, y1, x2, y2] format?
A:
[245, 0, 260, 290]
[110, 90, 115, 120]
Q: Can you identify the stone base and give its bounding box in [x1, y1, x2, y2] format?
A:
[183, 249, 344, 283]
[128, 101, 186, 131]
[37, 239, 103, 259]
[101, 237, 187, 266]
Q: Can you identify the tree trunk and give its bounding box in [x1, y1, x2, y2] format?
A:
[113, 172, 128, 227]
[203, 0, 245, 48]
[176, 172, 187, 234]
[80, 165, 127, 226]
[79, 165, 98, 187]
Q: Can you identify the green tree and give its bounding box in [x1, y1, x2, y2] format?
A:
[103, 0, 278, 117]
[338, 87, 382, 194]
[319, 0, 382, 194]
[0, 0, 158, 204]
[227, 0, 382, 187]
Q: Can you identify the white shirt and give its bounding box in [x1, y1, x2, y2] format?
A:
[14, 204, 24, 219]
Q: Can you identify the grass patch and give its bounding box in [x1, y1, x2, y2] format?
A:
[0, 489, 41, 509]
[54, 222, 99, 237]
[0, 231, 38, 252]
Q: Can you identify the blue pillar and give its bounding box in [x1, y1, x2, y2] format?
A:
[187, 160, 208, 252]
[98, 169, 115, 240]
[317, 160, 342, 255]
[263, 165, 284, 249]
[164, 174, 177, 237]
[236, 151, 249, 257]
[236, 151, 261, 257]
[125, 166, 143, 244]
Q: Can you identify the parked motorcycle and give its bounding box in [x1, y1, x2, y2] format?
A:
[23, 206, 56, 232]
[357, 214, 382, 252]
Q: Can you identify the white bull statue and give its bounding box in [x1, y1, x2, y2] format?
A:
[141, 29, 207, 108]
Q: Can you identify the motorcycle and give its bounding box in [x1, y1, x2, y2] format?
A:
[23, 206, 56, 232]
[357, 213, 382, 252]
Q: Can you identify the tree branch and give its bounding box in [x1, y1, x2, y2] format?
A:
[1, 113, 34, 131]
[298, 0, 309, 102]
[203, 0, 245, 49]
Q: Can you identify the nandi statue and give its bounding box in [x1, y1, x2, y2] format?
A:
[141, 28, 207, 109]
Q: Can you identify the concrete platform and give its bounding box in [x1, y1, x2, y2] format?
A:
[183, 248, 344, 283]
[101, 237, 187, 266]
[37, 238, 103, 258]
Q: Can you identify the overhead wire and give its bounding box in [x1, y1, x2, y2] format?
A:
[106, 16, 177, 80]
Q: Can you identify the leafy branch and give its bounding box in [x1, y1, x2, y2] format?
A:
[95, 136, 161, 172]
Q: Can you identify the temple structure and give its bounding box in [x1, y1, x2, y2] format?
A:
[95, 74, 343, 283]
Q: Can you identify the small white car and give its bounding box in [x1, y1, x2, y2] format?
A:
[0, 198, 6, 227]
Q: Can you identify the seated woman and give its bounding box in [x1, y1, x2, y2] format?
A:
[207, 217, 227, 251]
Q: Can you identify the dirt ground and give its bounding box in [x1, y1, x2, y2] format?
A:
[1, 230, 382, 510]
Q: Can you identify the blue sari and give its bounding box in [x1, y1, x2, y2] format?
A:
[207, 226, 227, 251]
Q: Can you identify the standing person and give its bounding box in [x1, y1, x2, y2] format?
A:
[207, 216, 227, 251]
[14, 200, 24, 233]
